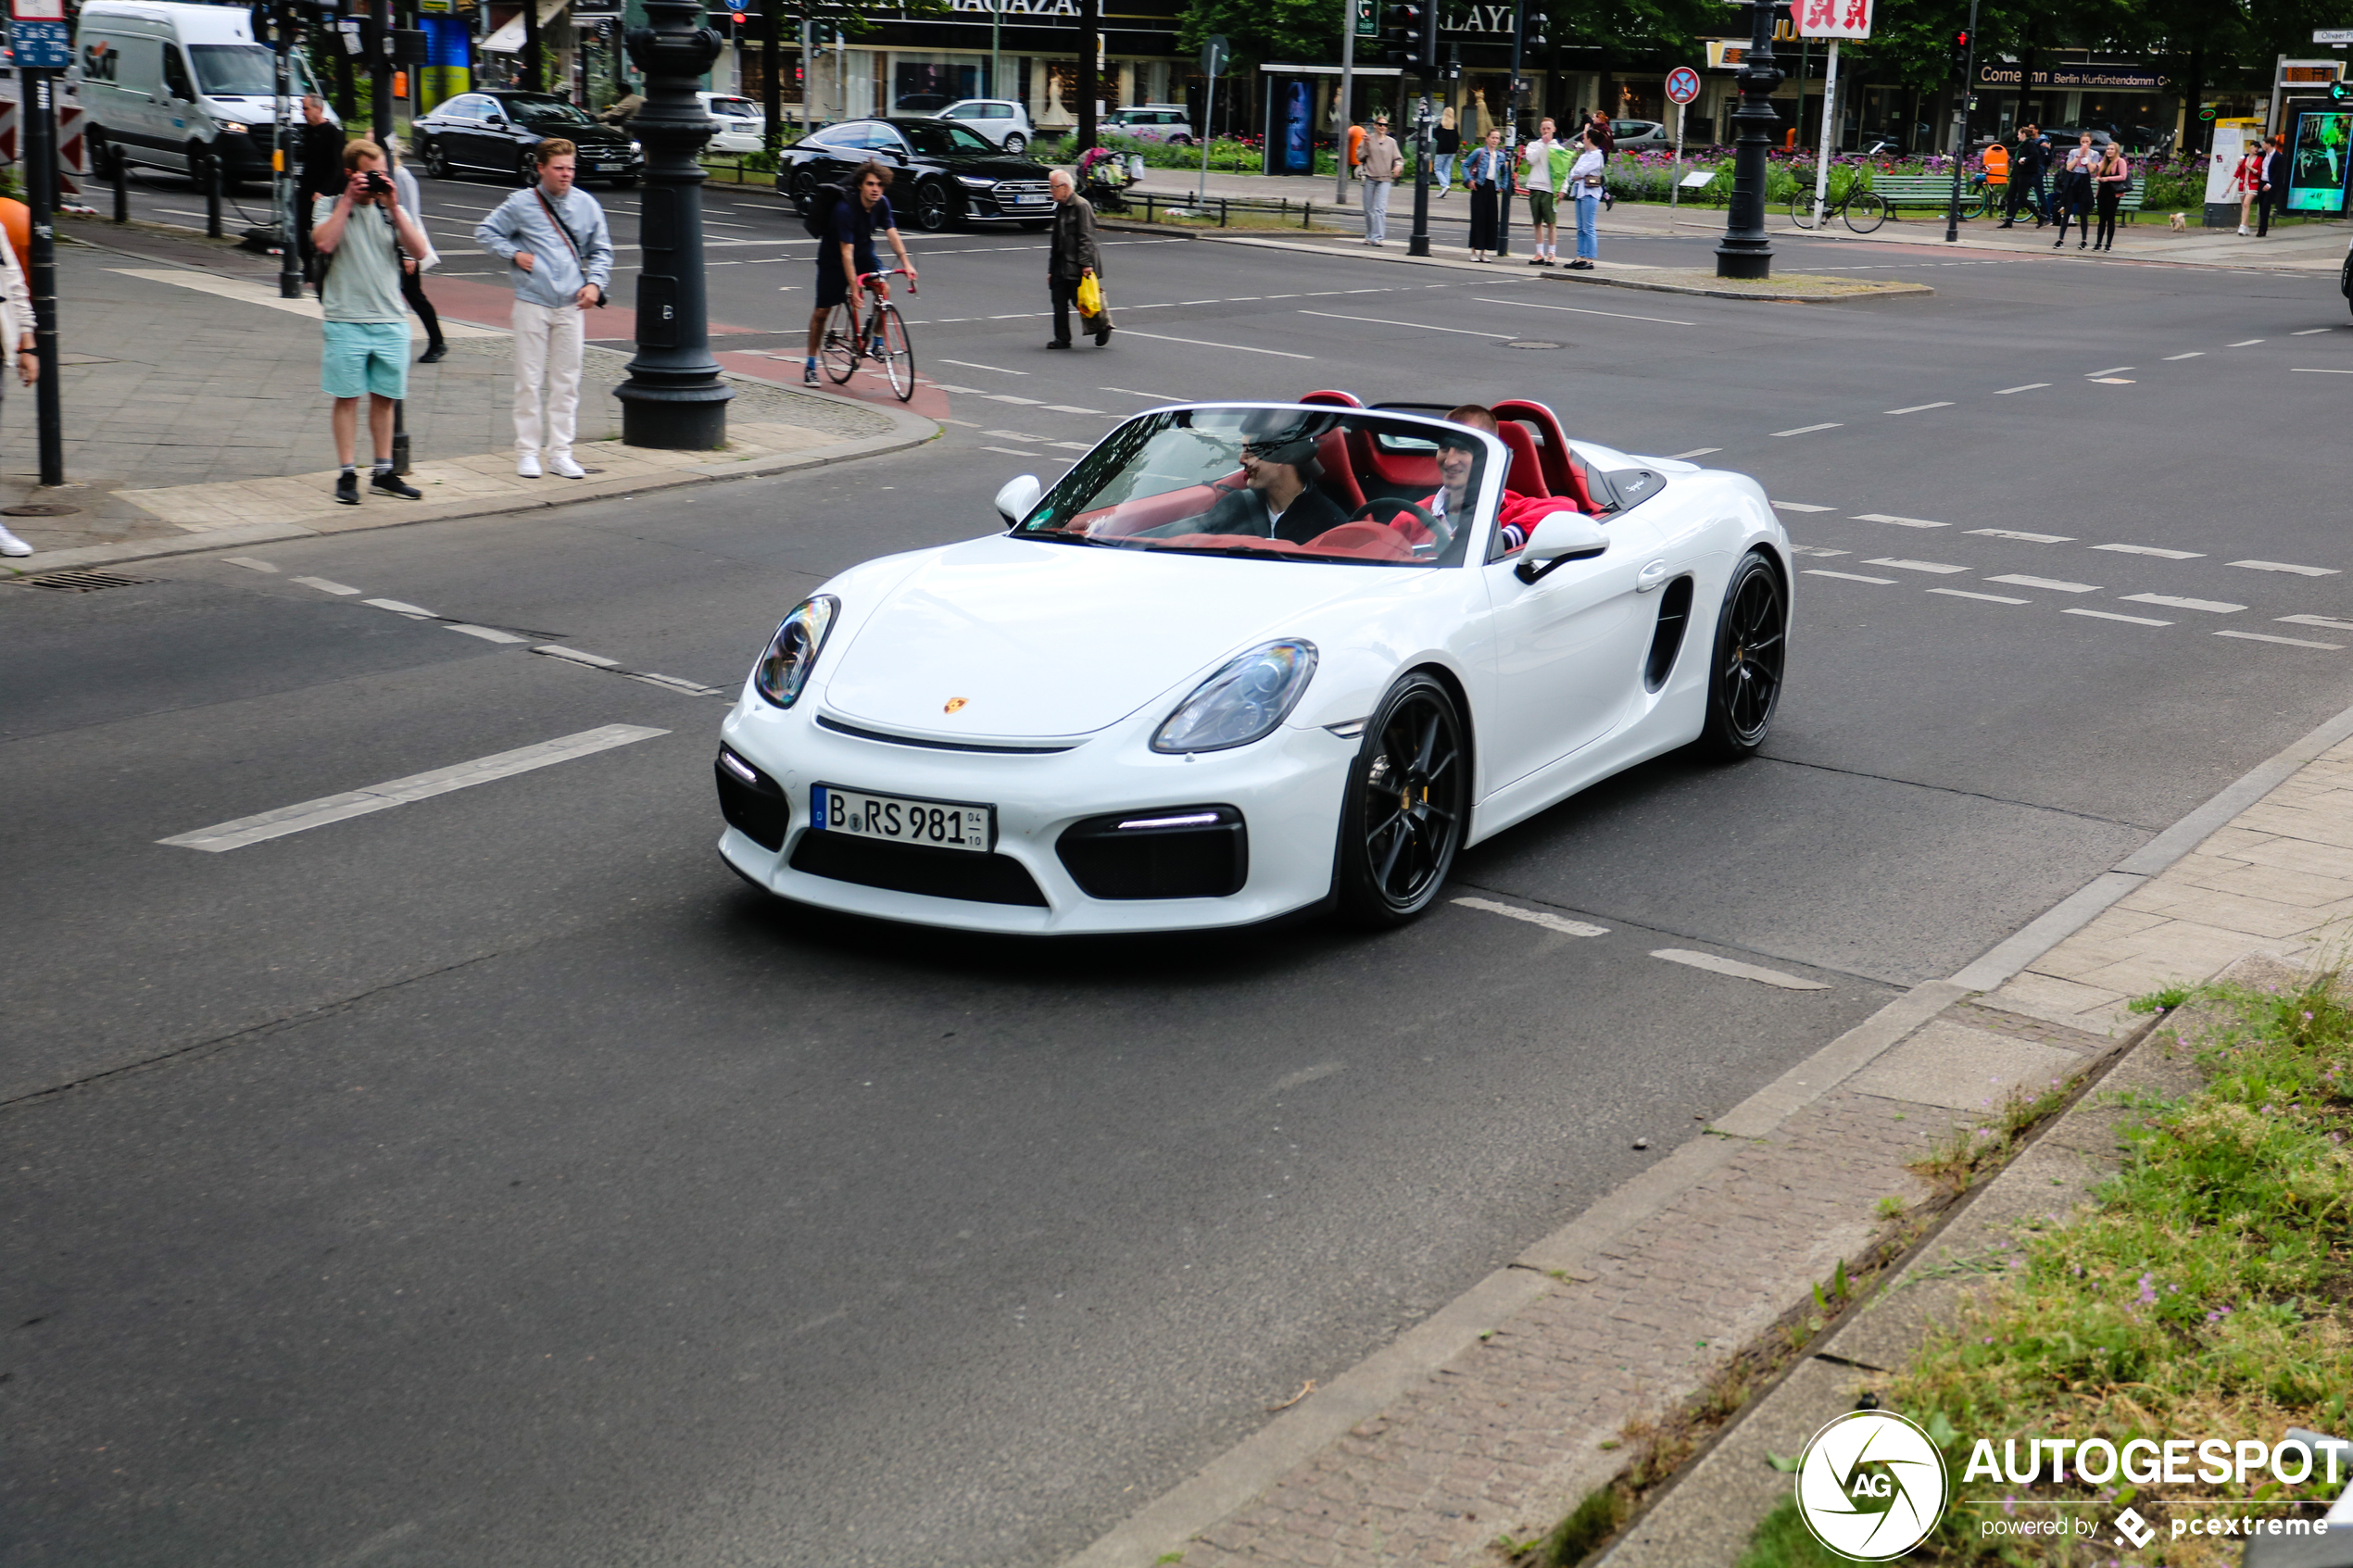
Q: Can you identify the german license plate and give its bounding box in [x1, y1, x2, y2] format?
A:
[812, 784, 993, 852]
[1013, 194, 1048, 205]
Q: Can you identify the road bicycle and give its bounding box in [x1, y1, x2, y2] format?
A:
[1788, 180, 1888, 233]
[819, 268, 918, 402]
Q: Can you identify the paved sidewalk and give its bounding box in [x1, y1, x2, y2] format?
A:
[1067, 704, 2353, 1568]
[0, 223, 924, 573]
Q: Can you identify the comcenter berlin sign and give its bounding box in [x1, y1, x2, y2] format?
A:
[1976, 62, 2165, 90]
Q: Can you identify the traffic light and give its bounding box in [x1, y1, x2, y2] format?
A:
[1416, 0, 1438, 69]
[2334, 76, 2350, 100]
[1383, 1, 1422, 66]
[1949, 28, 1970, 73]
[1524, 7, 1548, 51]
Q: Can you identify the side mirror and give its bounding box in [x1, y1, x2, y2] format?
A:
[1514, 510, 1608, 583]
[994, 473, 1043, 524]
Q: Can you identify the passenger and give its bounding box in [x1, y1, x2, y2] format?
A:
[1386, 404, 1567, 556]
[1197, 411, 1352, 544]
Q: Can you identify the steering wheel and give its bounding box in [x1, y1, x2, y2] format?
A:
[1351, 497, 1444, 546]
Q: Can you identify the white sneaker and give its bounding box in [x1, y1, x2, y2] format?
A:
[547, 453, 587, 479]
[2237, 225, 2250, 235]
[0, 523, 29, 557]
[517, 452, 543, 478]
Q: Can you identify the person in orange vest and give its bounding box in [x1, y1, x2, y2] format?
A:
[1348, 116, 1367, 181]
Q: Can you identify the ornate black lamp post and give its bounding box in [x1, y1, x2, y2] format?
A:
[1714, 0, 1786, 280]
[615, 0, 732, 449]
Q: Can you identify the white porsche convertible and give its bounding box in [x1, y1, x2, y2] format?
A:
[715, 395, 1792, 935]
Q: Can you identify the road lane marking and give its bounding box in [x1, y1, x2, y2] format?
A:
[1452, 897, 1608, 937]
[1853, 512, 1944, 528]
[1805, 569, 1896, 584]
[2232, 559, 2338, 576]
[937, 358, 1028, 375]
[1650, 948, 1829, 990]
[1300, 309, 1512, 338]
[1969, 528, 2071, 543]
[2293, 328, 2333, 335]
[447, 623, 528, 644]
[364, 597, 435, 618]
[221, 556, 278, 572]
[2163, 352, 2205, 360]
[2121, 593, 2244, 614]
[2085, 365, 2134, 376]
[1865, 558, 1969, 574]
[2089, 377, 2135, 385]
[985, 394, 1045, 405]
[1771, 422, 1842, 438]
[292, 576, 360, 595]
[2217, 630, 2343, 650]
[534, 645, 620, 668]
[1473, 296, 1697, 326]
[2093, 543, 2203, 559]
[1989, 574, 2100, 593]
[158, 724, 669, 852]
[2290, 368, 2353, 374]
[1994, 383, 2050, 394]
[1669, 447, 1721, 458]
[2066, 608, 2171, 626]
[1771, 501, 1835, 512]
[1117, 330, 1313, 358]
[1791, 546, 1849, 557]
[982, 445, 1041, 457]
[1883, 402, 1954, 414]
[1929, 588, 2030, 605]
[1041, 404, 1104, 414]
[1101, 385, 1191, 400]
[2283, 615, 2353, 633]
[2227, 338, 2264, 346]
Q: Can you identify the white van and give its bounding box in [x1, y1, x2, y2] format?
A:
[72, 1, 328, 185]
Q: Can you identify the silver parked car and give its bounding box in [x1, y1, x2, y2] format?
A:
[1102, 105, 1197, 145]
[937, 98, 1035, 155]
[1609, 119, 1673, 151]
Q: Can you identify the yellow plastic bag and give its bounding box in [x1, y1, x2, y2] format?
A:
[1075, 270, 1104, 319]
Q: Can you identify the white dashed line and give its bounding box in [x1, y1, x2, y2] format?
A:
[2290, 368, 2353, 374]
[2066, 608, 2171, 627]
[1805, 570, 1896, 584]
[1771, 423, 1843, 438]
[1994, 383, 2050, 394]
[1853, 513, 1945, 529]
[363, 597, 435, 618]
[2227, 338, 2265, 346]
[1883, 402, 1954, 415]
[2089, 377, 2134, 385]
[534, 646, 620, 668]
[2163, 352, 2205, 360]
[2093, 544, 2203, 559]
[1771, 501, 1835, 512]
[1101, 385, 1190, 400]
[1041, 404, 1104, 414]
[2120, 594, 2244, 614]
[985, 395, 1045, 406]
[1929, 588, 2029, 605]
[158, 724, 668, 852]
[447, 623, 528, 644]
[1790, 546, 1849, 557]
[2217, 630, 2343, 650]
[1301, 309, 1512, 338]
[292, 576, 360, 595]
[982, 445, 1041, 457]
[1670, 447, 1721, 459]
[1474, 296, 1698, 326]
[1988, 574, 2100, 594]
[2293, 328, 2334, 336]
[2085, 366, 2134, 377]
[2232, 559, 2338, 576]
[2283, 614, 2353, 633]
[937, 358, 1029, 375]
[1865, 558, 1969, 575]
[1650, 948, 1829, 990]
[1969, 529, 2071, 544]
[1452, 897, 1609, 937]
[1118, 330, 1313, 359]
[220, 556, 278, 572]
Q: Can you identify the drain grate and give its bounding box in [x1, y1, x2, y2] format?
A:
[17, 569, 156, 592]
[2, 503, 81, 517]
[1506, 340, 1565, 351]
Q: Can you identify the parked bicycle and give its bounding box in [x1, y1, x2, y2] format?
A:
[820, 268, 918, 402]
[1789, 178, 1888, 233]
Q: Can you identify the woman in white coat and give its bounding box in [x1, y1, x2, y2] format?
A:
[0, 221, 41, 558]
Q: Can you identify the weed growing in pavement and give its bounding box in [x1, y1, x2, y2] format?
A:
[1907, 1074, 2080, 1196]
[1740, 975, 2353, 1566]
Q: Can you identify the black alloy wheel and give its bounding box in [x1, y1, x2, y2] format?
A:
[420, 138, 448, 179]
[912, 179, 953, 232]
[789, 168, 823, 210]
[517, 150, 540, 187]
[1336, 672, 1467, 926]
[1699, 550, 1786, 759]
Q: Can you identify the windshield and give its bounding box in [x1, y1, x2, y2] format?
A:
[708, 96, 758, 119]
[899, 119, 998, 157]
[190, 44, 312, 96]
[503, 93, 594, 126]
[1012, 408, 1487, 567]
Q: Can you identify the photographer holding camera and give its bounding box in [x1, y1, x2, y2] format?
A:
[473, 139, 614, 479]
[310, 140, 433, 507]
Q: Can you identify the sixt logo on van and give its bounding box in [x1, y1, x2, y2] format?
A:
[82, 39, 118, 81]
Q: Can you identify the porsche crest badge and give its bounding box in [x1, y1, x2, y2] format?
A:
[943, 697, 969, 715]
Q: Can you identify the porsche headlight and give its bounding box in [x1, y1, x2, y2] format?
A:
[1150, 640, 1317, 754]
[752, 595, 838, 708]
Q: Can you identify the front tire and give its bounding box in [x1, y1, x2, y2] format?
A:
[790, 168, 823, 211]
[1335, 672, 1467, 927]
[1789, 192, 1819, 230]
[820, 300, 859, 384]
[1698, 551, 1786, 759]
[420, 138, 448, 179]
[517, 150, 538, 186]
[912, 179, 953, 232]
[1002, 132, 1027, 156]
[875, 301, 914, 400]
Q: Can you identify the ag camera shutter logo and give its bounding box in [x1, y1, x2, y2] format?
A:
[1794, 1410, 1950, 1561]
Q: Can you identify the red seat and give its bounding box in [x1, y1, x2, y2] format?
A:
[1494, 422, 1551, 498]
[1492, 398, 1604, 514]
[1298, 389, 1363, 408]
[1315, 427, 1365, 511]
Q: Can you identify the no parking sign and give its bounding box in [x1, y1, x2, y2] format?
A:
[1666, 67, 1700, 106]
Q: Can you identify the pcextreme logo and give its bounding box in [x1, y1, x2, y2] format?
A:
[1794, 1410, 1950, 1562]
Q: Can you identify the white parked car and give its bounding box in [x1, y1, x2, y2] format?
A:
[714, 397, 1793, 935]
[1103, 104, 1196, 144]
[936, 97, 1033, 155]
[697, 92, 764, 154]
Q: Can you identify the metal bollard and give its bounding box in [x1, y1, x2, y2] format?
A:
[205, 157, 222, 238]
[392, 399, 409, 477]
[112, 154, 128, 223]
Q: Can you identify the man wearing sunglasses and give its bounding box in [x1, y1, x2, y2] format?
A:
[1196, 410, 1352, 544]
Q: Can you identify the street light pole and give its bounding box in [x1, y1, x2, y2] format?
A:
[22, 63, 64, 484]
[1942, 0, 1980, 243]
[1714, 0, 1783, 280]
[1497, 0, 1525, 258]
[615, 0, 732, 448]
[1334, 1, 1354, 205]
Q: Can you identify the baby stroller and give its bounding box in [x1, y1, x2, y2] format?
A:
[1076, 145, 1139, 213]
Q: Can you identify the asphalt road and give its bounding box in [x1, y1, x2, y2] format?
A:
[8, 187, 2353, 1566]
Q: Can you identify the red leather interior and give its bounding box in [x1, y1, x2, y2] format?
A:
[1156, 533, 1303, 552]
[1492, 399, 1604, 513]
[1494, 423, 1551, 497]
[1315, 429, 1365, 510]
[1301, 521, 1416, 560]
[1299, 389, 1364, 408]
[1076, 473, 1241, 537]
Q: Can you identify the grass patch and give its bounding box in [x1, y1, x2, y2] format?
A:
[1757, 975, 2353, 1565]
[1737, 1496, 1847, 1566]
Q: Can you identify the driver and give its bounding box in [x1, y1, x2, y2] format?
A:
[1197, 410, 1352, 544]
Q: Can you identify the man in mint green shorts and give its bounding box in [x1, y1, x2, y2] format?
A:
[310, 138, 433, 506]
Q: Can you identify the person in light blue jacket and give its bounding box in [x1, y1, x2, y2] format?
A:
[474, 138, 615, 479]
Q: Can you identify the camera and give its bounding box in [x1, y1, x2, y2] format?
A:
[364, 170, 393, 197]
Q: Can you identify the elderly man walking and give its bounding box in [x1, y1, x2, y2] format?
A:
[311, 138, 432, 507]
[1046, 169, 1111, 349]
[474, 138, 613, 478]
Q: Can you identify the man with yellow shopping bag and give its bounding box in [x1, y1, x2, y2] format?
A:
[1046, 169, 1113, 349]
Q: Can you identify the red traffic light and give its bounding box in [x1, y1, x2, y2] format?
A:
[1952, 29, 1969, 46]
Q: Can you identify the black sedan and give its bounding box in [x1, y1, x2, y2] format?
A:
[778, 118, 1056, 232]
[411, 91, 644, 186]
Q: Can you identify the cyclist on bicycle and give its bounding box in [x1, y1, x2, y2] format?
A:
[803, 159, 918, 387]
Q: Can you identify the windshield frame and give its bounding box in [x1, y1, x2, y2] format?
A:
[1009, 402, 1506, 570]
[499, 92, 596, 126]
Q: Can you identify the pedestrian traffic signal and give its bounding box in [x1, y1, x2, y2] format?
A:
[1949, 29, 1970, 72]
[2334, 76, 2350, 100]
[1383, 1, 1422, 65]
